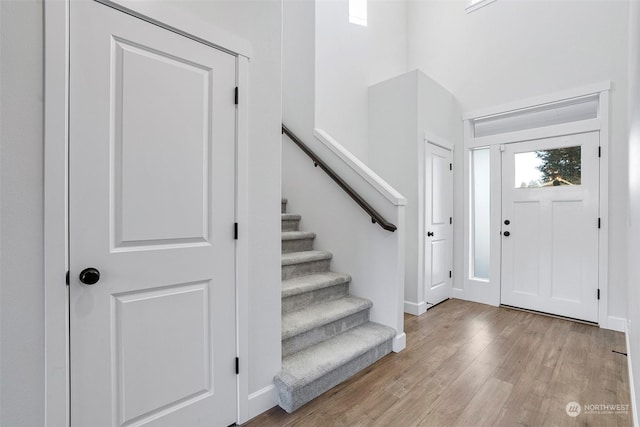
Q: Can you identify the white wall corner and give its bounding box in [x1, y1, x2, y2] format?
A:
[392, 332, 407, 353]
[626, 323, 639, 427]
[404, 301, 427, 316]
[245, 385, 278, 423]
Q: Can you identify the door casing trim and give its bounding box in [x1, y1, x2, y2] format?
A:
[458, 82, 612, 330]
[43, 1, 252, 425]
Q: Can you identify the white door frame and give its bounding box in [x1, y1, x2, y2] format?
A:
[43, 1, 251, 425]
[459, 82, 613, 329]
[417, 132, 454, 314]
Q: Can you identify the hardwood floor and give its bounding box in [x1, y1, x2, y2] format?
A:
[243, 299, 632, 427]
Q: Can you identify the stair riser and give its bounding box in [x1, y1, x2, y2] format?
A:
[282, 238, 314, 254]
[282, 259, 331, 280]
[282, 309, 370, 357]
[282, 219, 300, 232]
[275, 339, 393, 413]
[282, 283, 349, 314]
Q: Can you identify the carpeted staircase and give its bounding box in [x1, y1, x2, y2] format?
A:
[274, 198, 396, 413]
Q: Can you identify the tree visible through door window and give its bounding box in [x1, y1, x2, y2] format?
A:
[514, 146, 581, 188]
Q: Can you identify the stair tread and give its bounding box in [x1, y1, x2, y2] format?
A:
[282, 213, 301, 220]
[279, 322, 396, 387]
[282, 272, 351, 298]
[282, 231, 316, 241]
[282, 296, 371, 339]
[281, 250, 332, 266]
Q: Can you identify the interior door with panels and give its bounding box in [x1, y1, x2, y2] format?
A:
[69, 1, 238, 425]
[424, 143, 453, 308]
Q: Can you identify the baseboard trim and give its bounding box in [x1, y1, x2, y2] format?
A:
[404, 300, 427, 316]
[247, 384, 277, 422]
[627, 325, 639, 427]
[607, 316, 627, 332]
[392, 332, 406, 352]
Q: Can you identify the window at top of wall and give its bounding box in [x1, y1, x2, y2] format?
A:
[349, 0, 367, 26]
[466, 0, 498, 14]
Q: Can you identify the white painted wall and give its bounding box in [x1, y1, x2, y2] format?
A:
[0, 1, 45, 425]
[315, 0, 407, 160]
[627, 0, 640, 421]
[283, 0, 316, 147]
[368, 70, 462, 313]
[408, 0, 630, 321]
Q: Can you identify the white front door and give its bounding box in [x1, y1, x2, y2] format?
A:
[424, 143, 453, 308]
[501, 132, 599, 322]
[69, 2, 237, 426]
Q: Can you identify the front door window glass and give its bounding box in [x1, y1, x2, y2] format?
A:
[514, 146, 581, 188]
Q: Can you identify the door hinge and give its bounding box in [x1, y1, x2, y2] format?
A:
[235, 357, 239, 374]
[450, 217, 452, 225]
[597, 289, 600, 300]
[66, 271, 69, 285]
[449, 270, 452, 278]
[234, 222, 238, 240]
[449, 163, 452, 171]
[598, 218, 601, 229]
[598, 146, 601, 158]
[234, 87, 239, 105]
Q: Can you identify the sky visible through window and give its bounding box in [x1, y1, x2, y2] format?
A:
[515, 152, 544, 188]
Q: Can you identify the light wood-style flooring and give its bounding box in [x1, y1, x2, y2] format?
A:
[243, 299, 632, 427]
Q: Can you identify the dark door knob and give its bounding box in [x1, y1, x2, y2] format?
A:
[504, 219, 510, 225]
[427, 231, 434, 237]
[503, 231, 511, 237]
[79, 268, 100, 285]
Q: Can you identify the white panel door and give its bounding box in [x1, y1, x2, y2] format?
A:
[69, 2, 237, 426]
[501, 132, 599, 322]
[425, 143, 453, 308]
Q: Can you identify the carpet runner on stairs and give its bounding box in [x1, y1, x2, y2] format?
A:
[274, 198, 396, 413]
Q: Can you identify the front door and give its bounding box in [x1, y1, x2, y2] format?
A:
[501, 132, 599, 322]
[424, 143, 453, 308]
[69, 2, 238, 425]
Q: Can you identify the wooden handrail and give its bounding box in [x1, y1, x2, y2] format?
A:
[282, 124, 397, 232]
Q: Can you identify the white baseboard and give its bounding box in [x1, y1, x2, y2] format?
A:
[627, 324, 639, 427]
[404, 300, 427, 315]
[392, 332, 406, 353]
[607, 316, 627, 332]
[247, 384, 277, 422]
